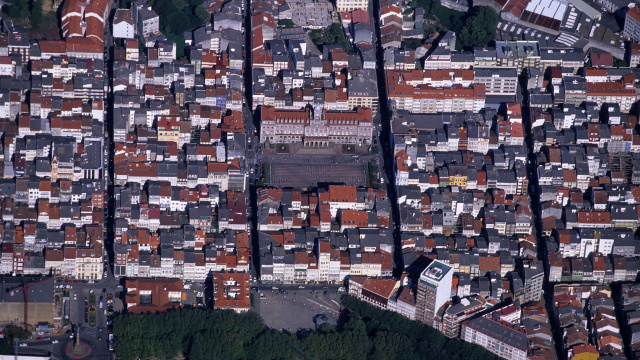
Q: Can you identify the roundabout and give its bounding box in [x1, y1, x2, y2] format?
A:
[64, 339, 92, 359]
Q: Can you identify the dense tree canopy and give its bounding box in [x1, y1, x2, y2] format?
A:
[457, 6, 499, 49]
[113, 298, 501, 360]
[0, 325, 32, 354]
[404, 0, 497, 50]
[2, 0, 44, 28]
[147, 0, 211, 58]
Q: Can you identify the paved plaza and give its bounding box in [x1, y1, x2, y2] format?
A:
[253, 288, 342, 331]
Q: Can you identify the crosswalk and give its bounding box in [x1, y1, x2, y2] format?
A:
[81, 326, 98, 338]
[27, 343, 53, 353]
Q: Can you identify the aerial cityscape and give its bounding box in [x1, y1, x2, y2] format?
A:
[0, 0, 638, 358]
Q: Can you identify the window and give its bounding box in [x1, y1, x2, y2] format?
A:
[140, 290, 152, 304]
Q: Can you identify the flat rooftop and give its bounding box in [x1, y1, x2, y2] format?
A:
[420, 260, 452, 283]
[269, 163, 366, 188]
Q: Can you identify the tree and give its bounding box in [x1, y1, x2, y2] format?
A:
[113, 303, 501, 360]
[458, 6, 499, 49]
[6, 5, 21, 18]
[30, 0, 43, 28]
[613, 58, 628, 67]
[325, 23, 350, 51]
[402, 39, 422, 50]
[173, 0, 188, 10]
[277, 19, 295, 28]
[4, 325, 31, 342]
[195, 5, 210, 24]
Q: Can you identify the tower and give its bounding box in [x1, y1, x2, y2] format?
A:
[415, 260, 453, 326]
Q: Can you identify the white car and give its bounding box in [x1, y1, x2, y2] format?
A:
[19, 343, 27, 347]
[52, 340, 58, 344]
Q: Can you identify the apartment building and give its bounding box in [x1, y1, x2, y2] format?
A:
[212, 271, 250, 313]
[624, 6, 640, 42]
[462, 316, 528, 360]
[415, 260, 453, 326]
[473, 67, 519, 96]
[336, 0, 368, 12]
[132, 4, 160, 38]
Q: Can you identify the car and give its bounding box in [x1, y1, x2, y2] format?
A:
[74, 293, 78, 300]
[19, 343, 27, 347]
[36, 337, 42, 341]
[44, 338, 50, 341]
[52, 340, 58, 344]
[98, 336, 102, 341]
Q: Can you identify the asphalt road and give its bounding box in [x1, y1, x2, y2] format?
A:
[17, 325, 111, 360]
[17, 263, 120, 359]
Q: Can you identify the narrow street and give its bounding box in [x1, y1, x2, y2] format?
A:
[372, 0, 403, 276]
[520, 71, 564, 360]
[243, 0, 261, 282]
